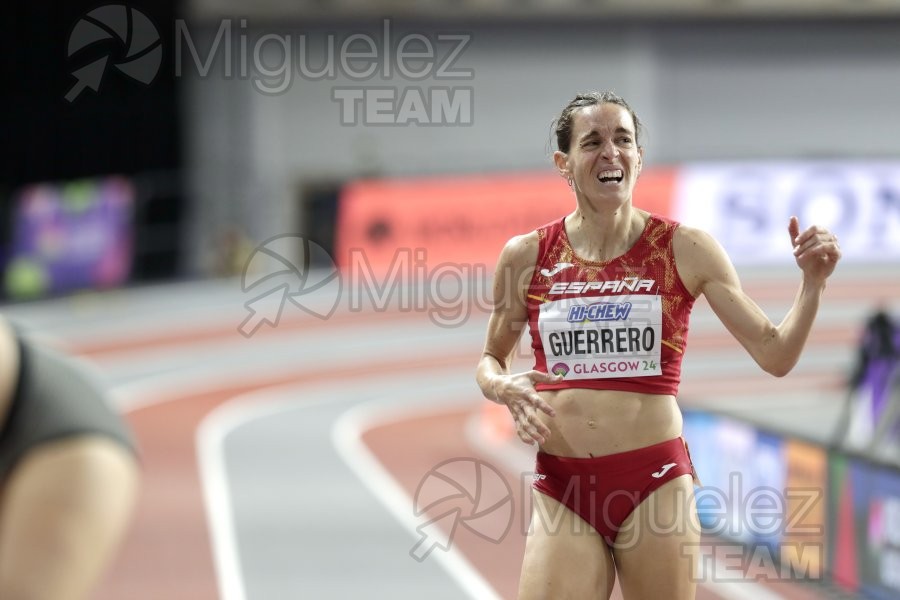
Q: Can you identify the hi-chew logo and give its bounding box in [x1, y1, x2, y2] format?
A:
[567, 301, 632, 323]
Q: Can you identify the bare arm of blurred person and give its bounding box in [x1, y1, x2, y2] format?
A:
[0, 315, 140, 600]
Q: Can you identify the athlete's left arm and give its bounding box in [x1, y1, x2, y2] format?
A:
[674, 217, 841, 377]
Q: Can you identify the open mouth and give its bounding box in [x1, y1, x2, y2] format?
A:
[597, 169, 624, 184]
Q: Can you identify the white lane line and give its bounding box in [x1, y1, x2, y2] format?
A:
[332, 395, 502, 600]
[113, 345, 798, 600]
[100, 330, 481, 413]
[196, 373, 487, 600]
[196, 384, 338, 600]
[105, 340, 472, 414]
[110, 361, 306, 413]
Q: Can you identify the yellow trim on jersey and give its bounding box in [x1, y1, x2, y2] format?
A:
[661, 339, 683, 354]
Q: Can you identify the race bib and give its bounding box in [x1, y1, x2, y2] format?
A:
[538, 294, 662, 379]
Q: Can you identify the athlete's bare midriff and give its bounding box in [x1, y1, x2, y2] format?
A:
[534, 388, 682, 458]
[0, 317, 21, 428]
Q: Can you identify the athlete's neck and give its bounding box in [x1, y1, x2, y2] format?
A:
[565, 204, 648, 262]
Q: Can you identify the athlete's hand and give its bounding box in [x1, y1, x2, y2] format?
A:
[493, 370, 561, 446]
[788, 216, 841, 284]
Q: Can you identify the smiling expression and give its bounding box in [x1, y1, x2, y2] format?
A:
[554, 103, 644, 206]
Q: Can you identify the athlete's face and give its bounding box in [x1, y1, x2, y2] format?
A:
[554, 103, 643, 206]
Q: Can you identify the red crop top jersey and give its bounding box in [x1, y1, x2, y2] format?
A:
[527, 214, 696, 396]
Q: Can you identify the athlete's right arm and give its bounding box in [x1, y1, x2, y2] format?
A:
[475, 233, 560, 446]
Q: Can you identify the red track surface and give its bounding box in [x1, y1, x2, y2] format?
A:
[74, 268, 895, 599]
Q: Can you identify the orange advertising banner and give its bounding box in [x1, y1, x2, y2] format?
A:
[782, 439, 828, 577]
[335, 168, 676, 276]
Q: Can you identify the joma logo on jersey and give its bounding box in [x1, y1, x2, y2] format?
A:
[567, 301, 632, 322]
[549, 278, 656, 295]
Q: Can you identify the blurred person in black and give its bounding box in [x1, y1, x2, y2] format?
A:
[0, 316, 139, 600]
[849, 308, 899, 395]
[836, 307, 900, 446]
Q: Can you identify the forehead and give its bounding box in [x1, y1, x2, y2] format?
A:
[571, 103, 634, 138]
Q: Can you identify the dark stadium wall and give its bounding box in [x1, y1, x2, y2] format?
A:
[1, 2, 184, 288]
[180, 18, 900, 275]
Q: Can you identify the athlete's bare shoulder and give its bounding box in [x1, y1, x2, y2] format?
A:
[673, 223, 718, 251]
[490, 230, 542, 312]
[497, 230, 540, 273]
[672, 225, 730, 297]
